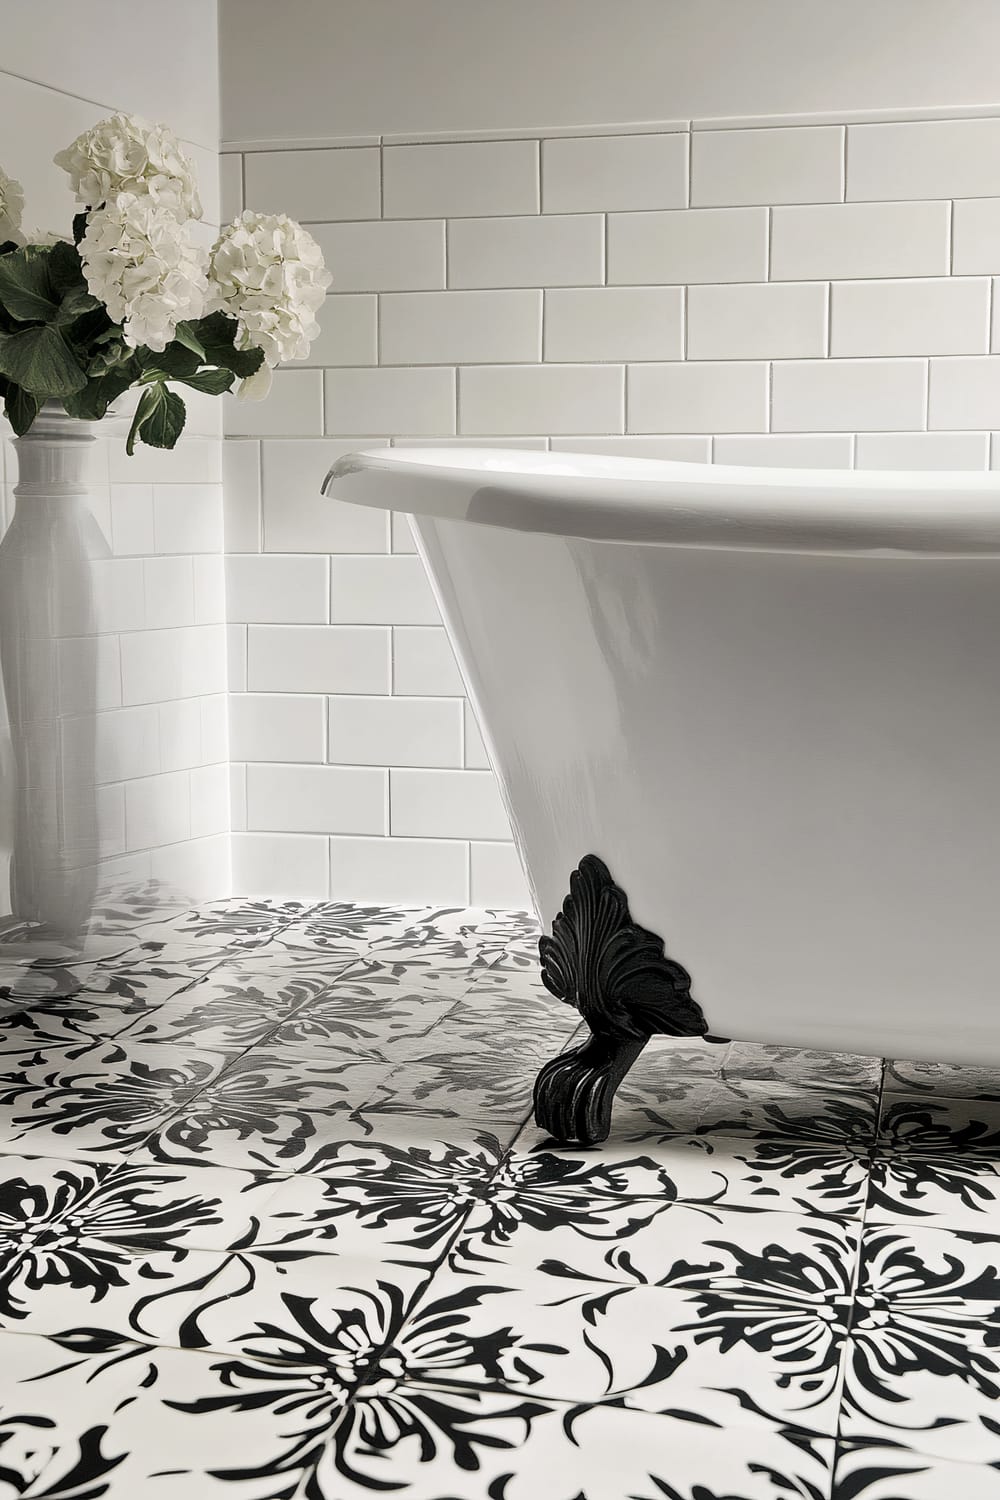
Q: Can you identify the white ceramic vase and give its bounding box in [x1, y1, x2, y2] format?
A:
[0, 402, 108, 936]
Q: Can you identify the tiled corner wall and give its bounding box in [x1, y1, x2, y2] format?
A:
[221, 105, 1000, 908]
[0, 57, 229, 912]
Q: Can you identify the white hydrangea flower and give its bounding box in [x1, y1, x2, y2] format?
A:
[0, 166, 25, 245]
[54, 112, 202, 220]
[207, 211, 332, 396]
[80, 191, 208, 352]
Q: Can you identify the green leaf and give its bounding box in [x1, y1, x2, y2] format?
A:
[140, 387, 186, 449]
[0, 246, 61, 322]
[125, 381, 187, 454]
[0, 241, 19, 257]
[0, 324, 88, 395]
[138, 341, 201, 380]
[61, 363, 137, 421]
[188, 311, 264, 378]
[172, 321, 206, 360]
[176, 367, 234, 395]
[72, 212, 89, 247]
[4, 384, 38, 436]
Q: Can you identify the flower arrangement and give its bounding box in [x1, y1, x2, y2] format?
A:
[0, 114, 331, 452]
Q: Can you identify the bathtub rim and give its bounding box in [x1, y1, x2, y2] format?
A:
[324, 446, 1000, 558]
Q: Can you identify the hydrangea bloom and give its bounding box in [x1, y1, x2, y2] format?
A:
[207, 211, 331, 397]
[0, 167, 25, 245]
[80, 191, 208, 352]
[54, 113, 202, 221]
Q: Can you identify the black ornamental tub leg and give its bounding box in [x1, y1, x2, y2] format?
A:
[533, 854, 709, 1147]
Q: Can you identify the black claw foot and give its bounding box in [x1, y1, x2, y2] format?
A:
[534, 1034, 647, 1147]
[532, 854, 709, 1146]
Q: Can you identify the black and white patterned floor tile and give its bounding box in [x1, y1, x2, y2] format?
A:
[3, 898, 1000, 1495]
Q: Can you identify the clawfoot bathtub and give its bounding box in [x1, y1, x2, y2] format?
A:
[325, 448, 1000, 1146]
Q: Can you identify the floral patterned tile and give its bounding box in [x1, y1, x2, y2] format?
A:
[18, 1337, 342, 1499]
[866, 1152, 1000, 1231]
[446, 1193, 861, 1302]
[0, 1051, 221, 1160]
[0, 1241, 429, 1364]
[885, 1059, 1000, 1100]
[300, 1387, 835, 1500]
[833, 1441, 1000, 1499]
[0, 1155, 114, 1258]
[386, 1267, 849, 1434]
[260, 983, 462, 1056]
[362, 1062, 535, 1132]
[857, 1222, 1000, 1335]
[878, 1093, 1000, 1156]
[134, 1057, 395, 1172]
[609, 1073, 879, 1148]
[722, 1041, 883, 1093]
[508, 1128, 872, 1217]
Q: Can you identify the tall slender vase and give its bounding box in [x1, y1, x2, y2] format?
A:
[0, 403, 107, 937]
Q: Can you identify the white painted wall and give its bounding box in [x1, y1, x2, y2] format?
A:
[0, 1, 229, 912]
[220, 0, 1000, 143]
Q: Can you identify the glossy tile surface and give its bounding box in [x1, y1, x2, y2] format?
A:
[0, 897, 997, 1496]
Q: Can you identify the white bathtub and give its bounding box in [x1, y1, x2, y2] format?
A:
[326, 447, 1000, 1143]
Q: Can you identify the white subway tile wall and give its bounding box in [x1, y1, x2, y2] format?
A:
[222, 108, 1000, 907]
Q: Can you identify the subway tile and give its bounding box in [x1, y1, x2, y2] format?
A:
[109, 437, 221, 486]
[847, 118, 1000, 201]
[329, 835, 468, 905]
[231, 832, 329, 900]
[854, 432, 990, 469]
[380, 290, 541, 365]
[94, 783, 126, 859]
[389, 436, 549, 449]
[770, 200, 950, 280]
[158, 698, 203, 773]
[330, 556, 439, 625]
[263, 438, 390, 553]
[248, 624, 390, 694]
[143, 556, 195, 629]
[953, 199, 1000, 276]
[245, 146, 380, 221]
[125, 771, 191, 851]
[687, 282, 827, 360]
[470, 841, 532, 909]
[324, 367, 456, 436]
[230, 763, 247, 831]
[391, 512, 417, 553]
[608, 207, 767, 286]
[57, 636, 121, 714]
[831, 278, 990, 356]
[459, 364, 624, 435]
[628, 362, 768, 434]
[57, 558, 144, 637]
[464, 701, 489, 769]
[230, 693, 327, 763]
[541, 132, 687, 213]
[153, 834, 231, 903]
[993, 279, 1000, 353]
[390, 768, 511, 840]
[383, 140, 537, 218]
[713, 434, 853, 467]
[771, 359, 927, 431]
[190, 763, 230, 839]
[544, 287, 683, 362]
[201, 694, 230, 764]
[225, 554, 330, 624]
[302, 294, 378, 367]
[60, 706, 159, 786]
[310, 220, 445, 292]
[227, 623, 248, 693]
[120, 630, 181, 705]
[549, 435, 712, 460]
[178, 624, 228, 698]
[247, 763, 386, 835]
[447, 214, 603, 289]
[691, 125, 843, 207]
[219, 153, 242, 221]
[223, 370, 324, 437]
[222, 441, 261, 552]
[110, 483, 154, 555]
[328, 695, 463, 768]
[928, 357, 1000, 430]
[392, 626, 464, 695]
[151, 484, 224, 553]
[193, 555, 227, 624]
